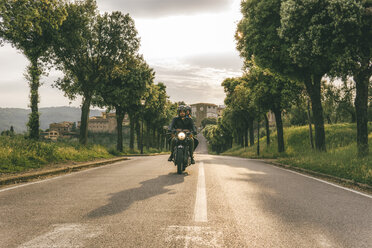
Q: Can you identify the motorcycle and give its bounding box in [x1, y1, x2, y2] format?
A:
[172, 129, 193, 174]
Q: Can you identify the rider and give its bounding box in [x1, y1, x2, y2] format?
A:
[168, 105, 196, 164]
[185, 105, 199, 151]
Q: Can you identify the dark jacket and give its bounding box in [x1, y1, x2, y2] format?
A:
[168, 116, 197, 134]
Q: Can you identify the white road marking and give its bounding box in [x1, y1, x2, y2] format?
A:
[18, 224, 102, 248]
[164, 225, 223, 248]
[194, 162, 207, 222]
[314, 233, 334, 248]
[273, 165, 372, 199]
[0, 160, 128, 193]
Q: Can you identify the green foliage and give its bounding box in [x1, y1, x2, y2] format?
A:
[0, 0, 67, 140]
[278, 0, 370, 154]
[322, 80, 356, 124]
[52, 1, 143, 145]
[244, 65, 303, 113]
[223, 123, 372, 185]
[0, 0, 67, 59]
[203, 116, 233, 154]
[201, 118, 217, 128]
[236, 0, 304, 79]
[0, 135, 112, 173]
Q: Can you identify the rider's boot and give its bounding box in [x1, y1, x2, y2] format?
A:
[168, 153, 173, 162]
[189, 139, 195, 164]
[191, 156, 195, 164]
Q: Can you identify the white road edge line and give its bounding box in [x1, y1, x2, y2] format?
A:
[194, 162, 208, 222]
[0, 160, 127, 193]
[272, 164, 372, 199]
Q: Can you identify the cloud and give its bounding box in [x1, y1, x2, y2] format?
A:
[97, 0, 232, 18]
[151, 60, 241, 105]
[181, 52, 243, 70]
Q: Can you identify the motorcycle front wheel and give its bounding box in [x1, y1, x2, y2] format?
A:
[175, 148, 183, 174]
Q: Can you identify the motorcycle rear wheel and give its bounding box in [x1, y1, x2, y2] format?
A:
[176, 149, 183, 174]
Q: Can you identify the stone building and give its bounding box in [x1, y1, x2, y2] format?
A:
[191, 103, 219, 127]
[78, 112, 129, 133]
[217, 105, 225, 117]
[41, 130, 59, 141]
[49, 121, 74, 135]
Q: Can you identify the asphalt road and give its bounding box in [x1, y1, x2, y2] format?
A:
[1, 135, 371, 247]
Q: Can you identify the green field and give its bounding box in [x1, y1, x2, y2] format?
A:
[0, 135, 167, 174]
[222, 123, 372, 186]
[0, 136, 113, 173]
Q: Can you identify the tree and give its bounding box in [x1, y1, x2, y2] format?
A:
[322, 80, 356, 124]
[222, 77, 256, 147]
[96, 55, 153, 152]
[52, 1, 140, 145]
[143, 83, 169, 150]
[236, 0, 327, 151]
[201, 117, 217, 129]
[10, 126, 14, 134]
[0, 0, 66, 139]
[244, 65, 302, 152]
[91, 11, 144, 152]
[325, 0, 371, 156]
[279, 0, 368, 153]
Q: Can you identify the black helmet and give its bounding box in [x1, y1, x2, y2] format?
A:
[177, 105, 186, 115]
[185, 105, 192, 114]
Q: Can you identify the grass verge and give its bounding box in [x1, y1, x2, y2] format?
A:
[222, 123, 372, 186]
[0, 136, 168, 174]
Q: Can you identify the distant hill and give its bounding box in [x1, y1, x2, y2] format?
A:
[0, 107, 102, 133]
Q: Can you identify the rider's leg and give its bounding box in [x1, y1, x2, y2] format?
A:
[193, 138, 199, 151]
[188, 138, 195, 164]
[168, 138, 176, 161]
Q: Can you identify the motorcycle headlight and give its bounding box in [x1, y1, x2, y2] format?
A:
[177, 132, 186, 141]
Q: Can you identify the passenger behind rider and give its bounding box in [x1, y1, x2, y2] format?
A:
[168, 105, 196, 164]
[185, 106, 199, 151]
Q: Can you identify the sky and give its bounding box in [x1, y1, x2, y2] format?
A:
[0, 0, 243, 109]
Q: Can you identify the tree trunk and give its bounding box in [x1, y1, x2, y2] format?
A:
[248, 118, 254, 146]
[350, 111, 356, 123]
[146, 124, 150, 150]
[136, 120, 141, 150]
[79, 95, 91, 145]
[264, 113, 270, 146]
[326, 115, 332, 124]
[307, 100, 314, 149]
[153, 127, 157, 148]
[116, 108, 125, 152]
[304, 74, 326, 151]
[273, 108, 284, 153]
[354, 70, 369, 157]
[257, 118, 260, 156]
[129, 113, 135, 150]
[157, 129, 161, 150]
[160, 131, 164, 150]
[27, 58, 42, 140]
[244, 128, 248, 148]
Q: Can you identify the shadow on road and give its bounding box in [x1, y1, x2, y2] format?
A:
[202, 156, 372, 247]
[86, 173, 187, 219]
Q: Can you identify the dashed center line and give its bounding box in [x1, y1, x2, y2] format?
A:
[194, 162, 207, 222]
[18, 224, 102, 248]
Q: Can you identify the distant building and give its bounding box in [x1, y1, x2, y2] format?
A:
[41, 130, 59, 141]
[49, 121, 74, 135]
[78, 112, 129, 133]
[217, 105, 225, 117]
[191, 103, 218, 127]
